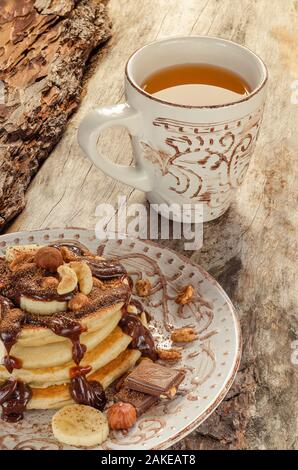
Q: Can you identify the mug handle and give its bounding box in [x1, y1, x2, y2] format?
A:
[77, 103, 152, 192]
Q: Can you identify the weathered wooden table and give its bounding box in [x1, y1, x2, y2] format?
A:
[8, 0, 298, 450]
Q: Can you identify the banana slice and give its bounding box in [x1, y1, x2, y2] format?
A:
[5, 244, 40, 262]
[20, 295, 67, 315]
[52, 404, 109, 447]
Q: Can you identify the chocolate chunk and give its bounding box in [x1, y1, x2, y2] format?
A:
[114, 387, 158, 417]
[124, 361, 185, 398]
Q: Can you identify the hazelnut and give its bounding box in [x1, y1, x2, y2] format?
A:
[157, 348, 182, 361]
[175, 285, 194, 305]
[35, 247, 63, 272]
[107, 402, 137, 430]
[41, 277, 59, 289]
[135, 278, 151, 297]
[171, 327, 198, 343]
[68, 293, 90, 311]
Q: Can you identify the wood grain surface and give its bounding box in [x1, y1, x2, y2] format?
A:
[6, 0, 298, 450]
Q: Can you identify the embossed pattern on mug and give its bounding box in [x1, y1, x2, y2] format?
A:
[140, 105, 264, 219]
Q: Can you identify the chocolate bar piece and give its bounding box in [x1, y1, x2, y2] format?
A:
[124, 361, 185, 398]
[114, 387, 158, 416]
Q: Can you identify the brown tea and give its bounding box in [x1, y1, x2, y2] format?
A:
[141, 63, 251, 106]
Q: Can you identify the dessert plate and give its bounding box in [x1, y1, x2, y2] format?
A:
[0, 228, 241, 450]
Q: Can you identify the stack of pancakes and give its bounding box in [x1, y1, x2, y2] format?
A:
[0, 243, 141, 410]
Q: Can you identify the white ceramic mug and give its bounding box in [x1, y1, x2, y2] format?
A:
[78, 36, 268, 222]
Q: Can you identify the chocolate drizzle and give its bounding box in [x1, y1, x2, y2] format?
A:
[69, 375, 107, 411]
[0, 297, 23, 372]
[49, 316, 87, 365]
[86, 258, 127, 281]
[51, 242, 87, 257]
[51, 241, 127, 281]
[0, 297, 30, 422]
[120, 312, 157, 361]
[0, 380, 32, 422]
[48, 315, 107, 410]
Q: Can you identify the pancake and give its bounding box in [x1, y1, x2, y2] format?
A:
[1, 309, 122, 369]
[0, 241, 152, 422]
[28, 349, 141, 409]
[17, 301, 125, 347]
[0, 248, 130, 347]
[0, 327, 132, 387]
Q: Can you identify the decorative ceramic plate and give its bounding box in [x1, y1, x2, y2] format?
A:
[0, 228, 241, 450]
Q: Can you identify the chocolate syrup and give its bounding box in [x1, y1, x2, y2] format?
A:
[51, 242, 87, 257]
[70, 365, 92, 378]
[52, 241, 127, 281]
[49, 316, 107, 409]
[49, 316, 87, 365]
[70, 376, 107, 411]
[120, 313, 157, 361]
[86, 259, 127, 281]
[0, 378, 17, 404]
[0, 297, 31, 422]
[0, 297, 23, 372]
[2, 355, 22, 374]
[0, 380, 32, 422]
[17, 290, 74, 303]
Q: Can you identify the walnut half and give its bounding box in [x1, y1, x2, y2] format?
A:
[135, 278, 151, 297]
[175, 285, 194, 305]
[171, 327, 198, 343]
[157, 348, 182, 361]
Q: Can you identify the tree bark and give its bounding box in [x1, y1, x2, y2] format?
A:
[0, 0, 111, 230]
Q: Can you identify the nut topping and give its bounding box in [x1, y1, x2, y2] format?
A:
[175, 285, 194, 305]
[92, 277, 105, 289]
[5, 244, 39, 263]
[68, 293, 90, 311]
[60, 246, 78, 263]
[107, 402, 137, 430]
[9, 253, 34, 271]
[127, 304, 138, 314]
[135, 279, 151, 297]
[35, 247, 63, 273]
[69, 261, 93, 295]
[171, 327, 198, 343]
[41, 277, 59, 289]
[57, 264, 78, 295]
[157, 348, 182, 361]
[160, 386, 177, 399]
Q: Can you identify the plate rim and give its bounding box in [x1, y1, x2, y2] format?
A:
[0, 227, 242, 450]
